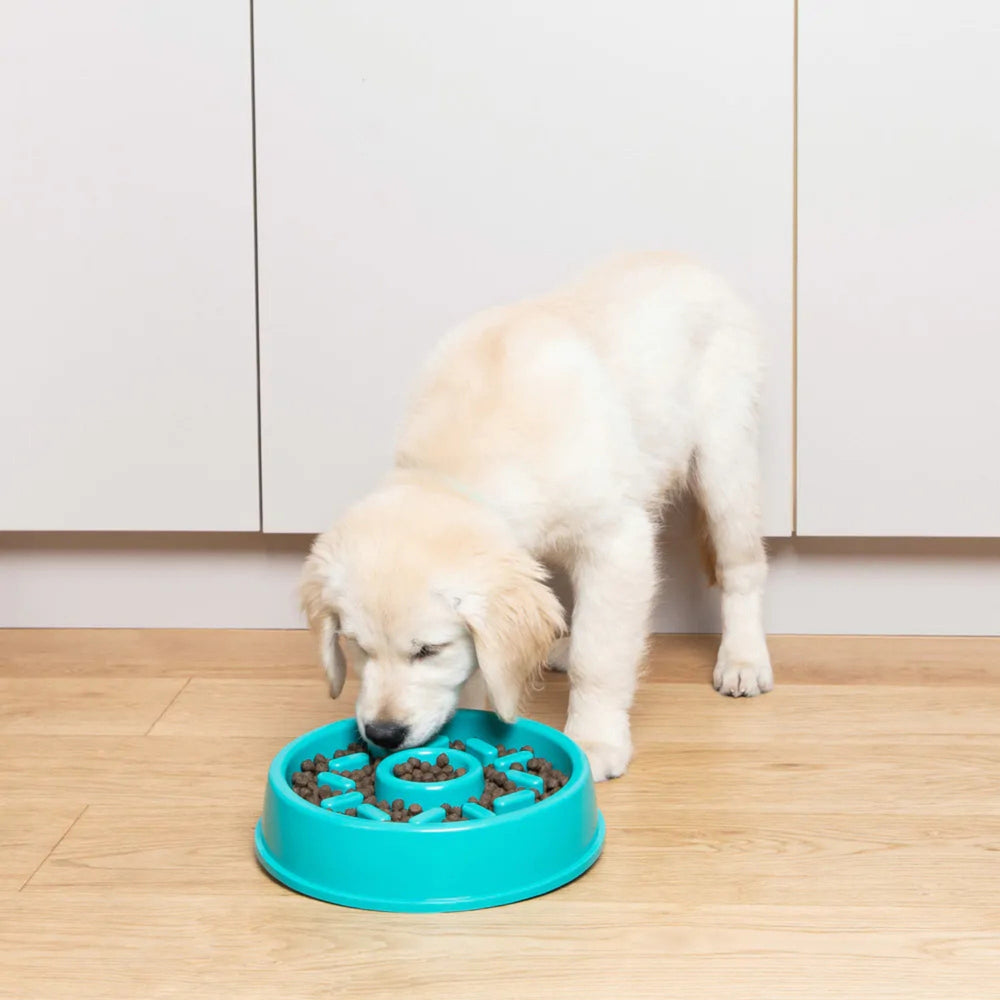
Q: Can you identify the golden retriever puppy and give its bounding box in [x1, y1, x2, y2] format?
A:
[301, 253, 772, 780]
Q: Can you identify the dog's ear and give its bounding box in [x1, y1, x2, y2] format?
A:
[451, 551, 565, 722]
[300, 539, 347, 699]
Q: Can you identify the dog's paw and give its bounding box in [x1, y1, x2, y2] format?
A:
[546, 635, 571, 673]
[577, 739, 632, 781]
[713, 647, 774, 698]
[565, 710, 632, 781]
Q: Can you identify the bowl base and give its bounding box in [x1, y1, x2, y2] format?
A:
[254, 815, 605, 913]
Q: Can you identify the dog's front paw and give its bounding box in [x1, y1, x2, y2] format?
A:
[575, 739, 633, 781]
[565, 708, 632, 781]
[713, 647, 774, 697]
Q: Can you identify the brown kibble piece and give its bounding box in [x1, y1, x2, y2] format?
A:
[436, 753, 448, 767]
[300, 759, 315, 772]
[511, 763, 525, 772]
[408, 803, 422, 815]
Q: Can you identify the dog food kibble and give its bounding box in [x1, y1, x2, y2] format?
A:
[292, 738, 569, 820]
[392, 755, 467, 782]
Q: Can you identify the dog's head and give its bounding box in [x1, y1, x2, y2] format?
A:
[300, 483, 564, 750]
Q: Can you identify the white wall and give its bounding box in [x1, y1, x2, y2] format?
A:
[3, 527, 998, 635]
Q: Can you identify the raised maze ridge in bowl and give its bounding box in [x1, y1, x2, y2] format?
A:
[295, 733, 567, 825]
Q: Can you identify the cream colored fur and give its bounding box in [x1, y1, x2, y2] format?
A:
[302, 253, 772, 780]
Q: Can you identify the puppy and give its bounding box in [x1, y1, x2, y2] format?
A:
[301, 253, 772, 780]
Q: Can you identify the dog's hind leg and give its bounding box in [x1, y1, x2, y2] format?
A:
[546, 635, 571, 672]
[692, 339, 773, 697]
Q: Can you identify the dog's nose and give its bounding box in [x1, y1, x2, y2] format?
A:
[364, 720, 408, 750]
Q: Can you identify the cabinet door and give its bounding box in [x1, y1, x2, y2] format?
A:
[256, 0, 793, 534]
[798, 1, 1000, 536]
[0, 2, 258, 531]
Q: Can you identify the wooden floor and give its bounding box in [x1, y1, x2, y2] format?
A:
[1, 631, 999, 999]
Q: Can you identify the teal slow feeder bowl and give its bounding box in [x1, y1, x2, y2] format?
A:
[254, 708, 605, 912]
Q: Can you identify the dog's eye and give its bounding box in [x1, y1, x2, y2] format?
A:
[413, 644, 443, 660]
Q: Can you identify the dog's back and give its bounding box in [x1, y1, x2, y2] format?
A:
[396, 253, 763, 518]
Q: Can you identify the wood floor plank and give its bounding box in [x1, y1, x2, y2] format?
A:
[0, 678, 187, 735]
[1, 893, 997, 1000]
[3, 630, 997, 684]
[149, 676, 1000, 743]
[0, 629, 316, 679]
[0, 735, 278, 807]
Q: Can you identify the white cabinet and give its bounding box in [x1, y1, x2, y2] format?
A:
[255, 0, 794, 534]
[0, 2, 259, 531]
[798, 1, 1000, 536]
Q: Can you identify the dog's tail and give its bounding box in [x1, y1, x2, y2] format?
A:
[692, 498, 718, 588]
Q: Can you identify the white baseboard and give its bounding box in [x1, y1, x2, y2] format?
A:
[2, 526, 998, 635]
